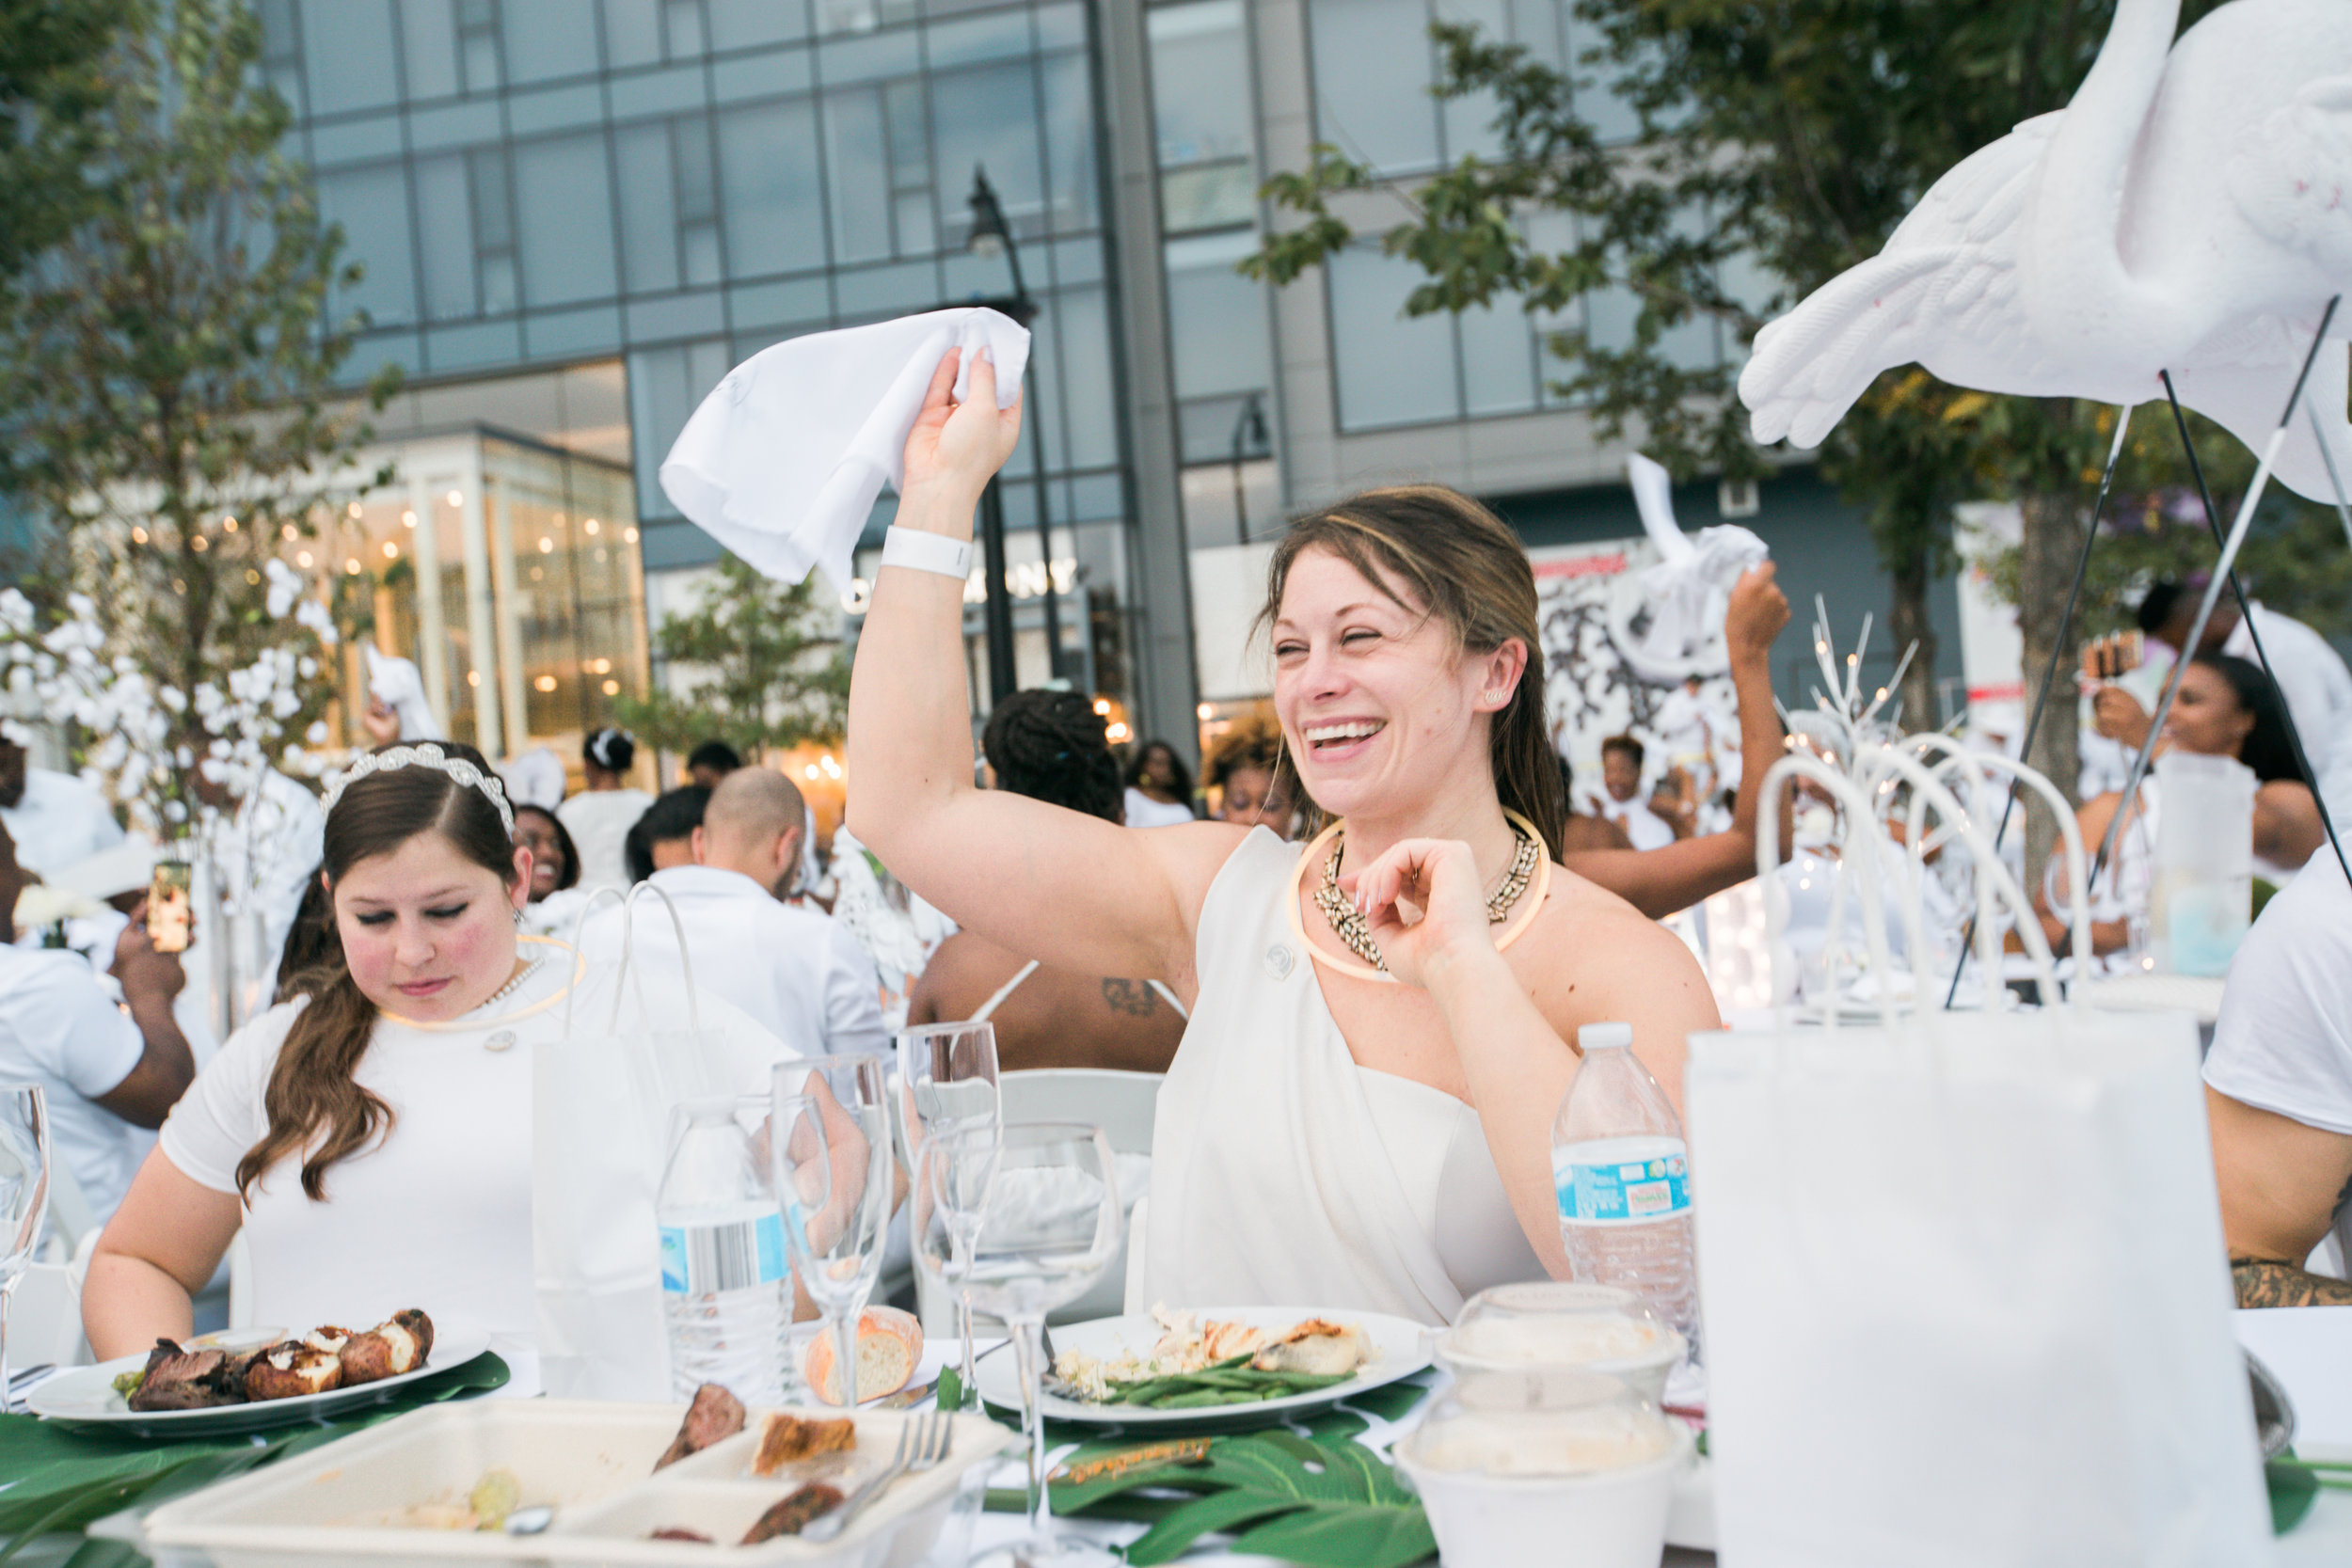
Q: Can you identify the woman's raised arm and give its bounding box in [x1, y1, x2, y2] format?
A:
[1565, 563, 1791, 917]
[845, 349, 1241, 989]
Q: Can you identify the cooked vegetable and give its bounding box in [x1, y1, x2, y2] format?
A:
[468, 1467, 522, 1531]
[1101, 1354, 1356, 1409]
[111, 1367, 147, 1400]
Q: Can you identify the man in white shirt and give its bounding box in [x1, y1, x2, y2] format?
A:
[577, 768, 887, 1058]
[2205, 851, 2352, 1307]
[0, 738, 124, 878]
[0, 823, 195, 1230]
[1594, 734, 1677, 851]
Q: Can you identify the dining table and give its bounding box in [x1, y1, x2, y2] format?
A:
[10, 1312, 2352, 1566]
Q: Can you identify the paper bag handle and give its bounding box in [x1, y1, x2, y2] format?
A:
[559, 880, 706, 1036]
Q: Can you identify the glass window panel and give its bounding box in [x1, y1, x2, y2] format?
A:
[302, 0, 398, 112]
[930, 64, 1044, 245]
[708, 0, 808, 49]
[926, 10, 1032, 67]
[1164, 234, 1270, 401]
[1508, 0, 1565, 66]
[603, 0, 663, 66]
[1434, 0, 1507, 160]
[469, 147, 515, 249]
[1159, 163, 1254, 234]
[1565, 14, 1639, 142]
[1039, 51, 1097, 235]
[885, 78, 929, 188]
[894, 192, 935, 255]
[1044, 287, 1118, 467]
[710, 45, 814, 101]
[1034, 1, 1084, 50]
[515, 135, 619, 307]
[717, 98, 825, 277]
[482, 253, 519, 313]
[665, 0, 707, 56]
[817, 28, 921, 84]
[1457, 299, 1537, 416]
[1308, 0, 1439, 174]
[1327, 245, 1460, 428]
[1147, 1, 1251, 166]
[461, 34, 502, 93]
[319, 163, 418, 327]
[503, 0, 600, 81]
[415, 154, 478, 319]
[675, 114, 717, 221]
[824, 87, 892, 264]
[684, 222, 723, 285]
[614, 122, 681, 293]
[309, 114, 405, 166]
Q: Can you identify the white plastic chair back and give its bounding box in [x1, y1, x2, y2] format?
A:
[40, 1158, 96, 1261]
[226, 1227, 253, 1329]
[915, 1069, 1167, 1338]
[9, 1262, 88, 1369]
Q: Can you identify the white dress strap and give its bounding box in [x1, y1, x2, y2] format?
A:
[1145, 979, 1190, 1022]
[972, 959, 1041, 1022]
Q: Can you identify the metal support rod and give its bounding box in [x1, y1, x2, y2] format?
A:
[2310, 400, 2352, 553]
[1942, 404, 2134, 1007]
[2095, 296, 2344, 887]
[2160, 372, 2351, 887]
[977, 475, 1016, 705]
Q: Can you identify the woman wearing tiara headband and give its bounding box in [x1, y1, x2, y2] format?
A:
[849, 351, 1788, 1323]
[82, 741, 793, 1360]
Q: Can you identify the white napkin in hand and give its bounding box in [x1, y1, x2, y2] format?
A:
[1626, 451, 1768, 677]
[363, 644, 444, 741]
[660, 308, 1032, 590]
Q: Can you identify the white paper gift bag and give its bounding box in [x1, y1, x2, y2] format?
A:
[534, 885, 738, 1402]
[1685, 746, 2272, 1567]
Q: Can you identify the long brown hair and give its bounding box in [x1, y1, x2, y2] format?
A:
[1259, 485, 1565, 856]
[236, 742, 519, 1201]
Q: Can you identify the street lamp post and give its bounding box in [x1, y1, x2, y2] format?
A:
[967, 166, 1067, 690]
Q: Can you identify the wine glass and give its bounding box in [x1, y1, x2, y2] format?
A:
[894, 1021, 1000, 1398]
[914, 1120, 1121, 1565]
[771, 1053, 896, 1409]
[0, 1085, 51, 1414]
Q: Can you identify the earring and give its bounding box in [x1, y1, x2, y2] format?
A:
[512, 905, 525, 927]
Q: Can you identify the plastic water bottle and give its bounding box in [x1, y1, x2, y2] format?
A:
[1551, 1022, 1701, 1365]
[658, 1098, 789, 1405]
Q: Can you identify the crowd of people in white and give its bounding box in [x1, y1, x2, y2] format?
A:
[4, 349, 2349, 1371]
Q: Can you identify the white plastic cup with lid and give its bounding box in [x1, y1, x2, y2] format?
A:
[1438, 1281, 1686, 1406]
[1395, 1366, 1689, 1568]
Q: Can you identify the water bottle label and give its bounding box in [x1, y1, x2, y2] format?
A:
[1557, 1151, 1690, 1225]
[660, 1212, 787, 1294]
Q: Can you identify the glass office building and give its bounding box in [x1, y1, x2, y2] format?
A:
[266, 0, 1959, 768]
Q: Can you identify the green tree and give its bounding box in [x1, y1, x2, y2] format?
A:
[0, 0, 134, 284]
[1246, 1, 2268, 881]
[0, 0, 394, 768]
[615, 554, 851, 762]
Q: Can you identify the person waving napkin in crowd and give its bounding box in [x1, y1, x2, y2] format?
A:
[835, 348, 1739, 1326]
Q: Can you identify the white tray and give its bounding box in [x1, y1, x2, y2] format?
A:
[138, 1398, 1017, 1567]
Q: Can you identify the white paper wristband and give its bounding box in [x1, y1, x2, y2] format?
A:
[881, 527, 974, 580]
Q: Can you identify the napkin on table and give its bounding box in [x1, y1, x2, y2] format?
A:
[660, 308, 1032, 591]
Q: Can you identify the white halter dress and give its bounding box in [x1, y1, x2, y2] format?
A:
[1134, 829, 1545, 1326]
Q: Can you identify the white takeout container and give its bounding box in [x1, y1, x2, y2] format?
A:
[1395, 1366, 1692, 1568]
[137, 1397, 1016, 1568]
[1438, 1281, 1686, 1406]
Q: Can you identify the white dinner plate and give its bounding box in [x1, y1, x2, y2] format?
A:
[977, 1307, 1432, 1431]
[29, 1323, 493, 1438]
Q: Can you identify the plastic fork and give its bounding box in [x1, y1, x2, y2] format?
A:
[800, 1410, 953, 1544]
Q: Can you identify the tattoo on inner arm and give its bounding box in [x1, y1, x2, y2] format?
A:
[1100, 978, 1158, 1017]
[2232, 1256, 2352, 1308]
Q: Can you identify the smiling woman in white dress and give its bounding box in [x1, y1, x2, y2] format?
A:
[849, 352, 1782, 1325]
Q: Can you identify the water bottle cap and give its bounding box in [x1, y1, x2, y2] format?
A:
[1577, 1022, 1634, 1051]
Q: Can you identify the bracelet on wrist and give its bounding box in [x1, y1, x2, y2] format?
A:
[880, 527, 973, 580]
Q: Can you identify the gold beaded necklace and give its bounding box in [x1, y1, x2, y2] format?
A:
[1292, 812, 1551, 981]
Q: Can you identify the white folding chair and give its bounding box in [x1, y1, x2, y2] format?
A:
[225, 1227, 253, 1329]
[917, 1069, 1165, 1338]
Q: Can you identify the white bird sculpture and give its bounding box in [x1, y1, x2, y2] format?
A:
[1739, 0, 2352, 505]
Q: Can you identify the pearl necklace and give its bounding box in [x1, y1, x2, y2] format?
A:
[477, 954, 546, 1013]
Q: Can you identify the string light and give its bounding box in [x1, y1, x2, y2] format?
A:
[602, 679, 619, 695]
[533, 674, 557, 692]
[381, 541, 399, 559]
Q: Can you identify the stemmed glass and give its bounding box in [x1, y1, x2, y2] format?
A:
[914, 1120, 1121, 1566]
[0, 1085, 51, 1414]
[771, 1053, 897, 1408]
[894, 1021, 1000, 1398]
